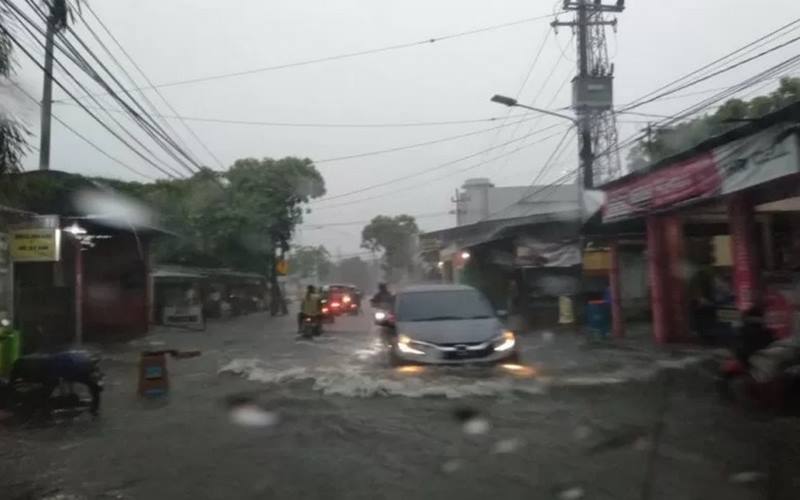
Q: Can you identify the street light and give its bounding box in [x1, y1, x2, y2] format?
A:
[490, 94, 577, 125]
[491, 93, 594, 190]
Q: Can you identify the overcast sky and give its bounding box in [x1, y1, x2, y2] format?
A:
[7, 0, 800, 257]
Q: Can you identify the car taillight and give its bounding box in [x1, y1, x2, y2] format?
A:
[322, 307, 329, 314]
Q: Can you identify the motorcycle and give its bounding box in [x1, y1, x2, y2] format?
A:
[1, 350, 104, 418]
[301, 314, 323, 339]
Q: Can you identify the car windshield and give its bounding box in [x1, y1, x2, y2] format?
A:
[395, 290, 494, 322]
[3, 1, 798, 498]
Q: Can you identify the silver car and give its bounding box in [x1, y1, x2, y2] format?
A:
[376, 284, 520, 366]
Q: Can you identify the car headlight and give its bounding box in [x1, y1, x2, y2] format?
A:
[493, 331, 516, 352]
[397, 334, 426, 355]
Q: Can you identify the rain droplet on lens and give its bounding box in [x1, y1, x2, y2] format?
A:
[441, 459, 463, 474]
[462, 417, 491, 435]
[491, 437, 523, 454]
[573, 425, 592, 441]
[729, 471, 765, 484]
[229, 404, 279, 428]
[558, 486, 585, 500]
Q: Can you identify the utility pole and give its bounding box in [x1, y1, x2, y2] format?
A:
[552, 0, 625, 189]
[38, 7, 57, 170]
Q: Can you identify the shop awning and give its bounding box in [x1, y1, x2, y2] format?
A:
[421, 209, 582, 251]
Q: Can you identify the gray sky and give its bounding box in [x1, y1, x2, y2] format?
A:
[9, 0, 800, 256]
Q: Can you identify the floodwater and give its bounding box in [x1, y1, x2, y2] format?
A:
[1, 311, 797, 499]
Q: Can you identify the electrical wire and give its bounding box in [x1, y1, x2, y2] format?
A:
[485, 34, 575, 180]
[620, 17, 800, 111]
[0, 21, 182, 179]
[81, 2, 226, 169]
[302, 211, 449, 228]
[484, 127, 577, 220]
[620, 35, 800, 113]
[315, 115, 542, 164]
[21, 0, 204, 175]
[11, 81, 156, 180]
[598, 52, 800, 166]
[314, 123, 565, 203]
[5, 1, 187, 178]
[50, 104, 533, 128]
[70, 12, 558, 99]
[311, 126, 570, 210]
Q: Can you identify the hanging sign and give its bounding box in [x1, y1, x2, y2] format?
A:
[10, 228, 61, 262]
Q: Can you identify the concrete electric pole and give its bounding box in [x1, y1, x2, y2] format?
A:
[38, 6, 57, 170]
[552, 0, 625, 188]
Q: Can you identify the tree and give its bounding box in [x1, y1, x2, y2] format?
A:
[289, 246, 331, 281]
[104, 157, 326, 274]
[0, 5, 28, 173]
[627, 77, 800, 170]
[361, 215, 419, 280]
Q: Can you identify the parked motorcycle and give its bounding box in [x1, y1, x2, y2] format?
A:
[0, 350, 104, 419]
[716, 310, 800, 412]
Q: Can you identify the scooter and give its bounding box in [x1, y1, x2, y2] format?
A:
[301, 315, 323, 339]
[0, 350, 104, 419]
[717, 345, 800, 412]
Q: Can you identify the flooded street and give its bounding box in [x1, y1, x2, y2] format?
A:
[2, 311, 798, 500]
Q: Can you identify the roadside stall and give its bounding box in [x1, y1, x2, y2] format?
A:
[597, 103, 800, 343]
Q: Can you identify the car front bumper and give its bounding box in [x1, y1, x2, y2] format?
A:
[393, 344, 518, 365]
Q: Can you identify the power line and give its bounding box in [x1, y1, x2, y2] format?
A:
[315, 115, 543, 164]
[50, 104, 533, 128]
[481, 26, 554, 160]
[80, 2, 226, 169]
[70, 12, 558, 99]
[6, 1, 187, 178]
[0, 20, 182, 179]
[485, 127, 576, 220]
[311, 126, 570, 210]
[598, 52, 800, 165]
[314, 123, 566, 202]
[620, 18, 800, 111]
[68, 1, 202, 164]
[21, 0, 204, 176]
[11, 82, 156, 180]
[302, 211, 449, 228]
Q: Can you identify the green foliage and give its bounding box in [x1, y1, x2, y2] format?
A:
[288, 245, 331, 281]
[361, 215, 418, 279]
[627, 77, 800, 170]
[0, 6, 28, 174]
[107, 157, 325, 272]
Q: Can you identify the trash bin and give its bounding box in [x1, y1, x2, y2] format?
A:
[0, 327, 21, 378]
[586, 300, 610, 338]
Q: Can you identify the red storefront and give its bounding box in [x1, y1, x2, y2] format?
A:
[598, 103, 800, 343]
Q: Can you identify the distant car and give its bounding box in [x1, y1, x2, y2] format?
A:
[323, 284, 358, 316]
[375, 284, 519, 366]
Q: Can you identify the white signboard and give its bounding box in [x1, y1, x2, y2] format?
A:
[162, 304, 204, 330]
[715, 124, 800, 195]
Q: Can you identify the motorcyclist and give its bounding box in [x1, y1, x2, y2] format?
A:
[298, 285, 322, 332]
[370, 282, 395, 311]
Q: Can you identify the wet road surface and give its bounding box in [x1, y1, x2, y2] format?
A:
[2, 310, 799, 499]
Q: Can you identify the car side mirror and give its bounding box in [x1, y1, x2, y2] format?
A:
[496, 309, 508, 320]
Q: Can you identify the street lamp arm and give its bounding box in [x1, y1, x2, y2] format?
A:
[490, 94, 577, 125]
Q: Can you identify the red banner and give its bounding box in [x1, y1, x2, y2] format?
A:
[604, 152, 721, 222]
